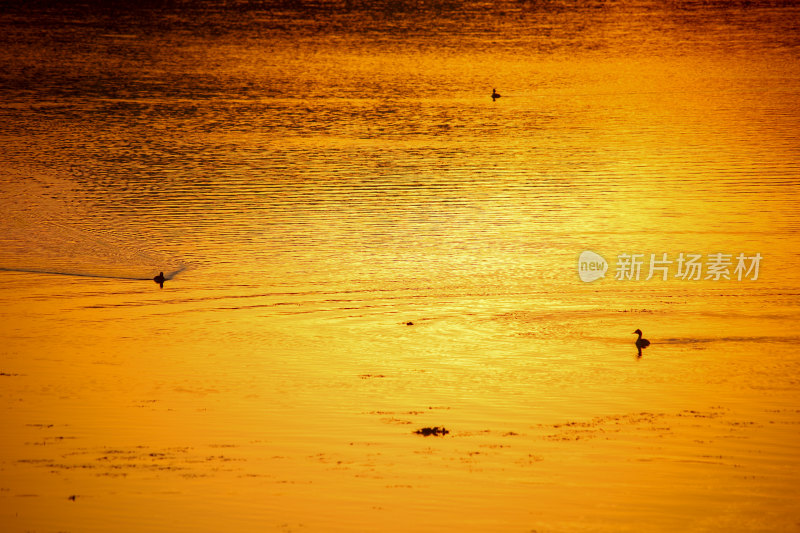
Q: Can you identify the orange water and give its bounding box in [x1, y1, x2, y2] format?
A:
[1, 2, 799, 531]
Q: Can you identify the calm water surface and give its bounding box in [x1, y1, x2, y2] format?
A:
[1, 1, 799, 531]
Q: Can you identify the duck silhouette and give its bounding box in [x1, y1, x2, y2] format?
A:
[153, 271, 166, 289]
[634, 329, 650, 357]
[491, 88, 501, 101]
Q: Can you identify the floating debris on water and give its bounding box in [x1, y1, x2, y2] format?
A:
[414, 426, 449, 437]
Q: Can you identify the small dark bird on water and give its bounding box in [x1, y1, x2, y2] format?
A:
[153, 272, 166, 289]
[634, 328, 650, 357]
[491, 88, 501, 101]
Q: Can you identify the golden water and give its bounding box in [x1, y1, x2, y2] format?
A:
[1, 2, 799, 531]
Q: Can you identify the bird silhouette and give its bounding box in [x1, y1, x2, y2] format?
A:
[153, 272, 166, 289]
[633, 329, 650, 357]
[491, 88, 501, 101]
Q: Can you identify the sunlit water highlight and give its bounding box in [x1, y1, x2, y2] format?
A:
[1, 1, 799, 532]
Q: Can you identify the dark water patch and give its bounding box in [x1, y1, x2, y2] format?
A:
[677, 409, 728, 419]
[26, 435, 77, 446]
[16, 445, 246, 478]
[540, 412, 673, 441]
[414, 426, 449, 436]
[17, 459, 53, 465]
[536, 407, 765, 450]
[365, 410, 426, 415]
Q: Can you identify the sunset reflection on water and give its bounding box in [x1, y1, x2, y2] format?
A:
[1, 1, 800, 531]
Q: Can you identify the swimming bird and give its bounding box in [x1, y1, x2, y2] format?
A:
[153, 271, 165, 289]
[634, 328, 650, 357]
[491, 88, 501, 101]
